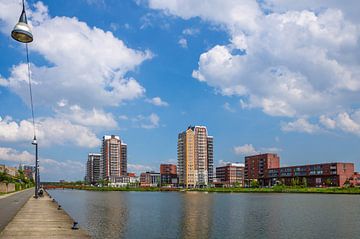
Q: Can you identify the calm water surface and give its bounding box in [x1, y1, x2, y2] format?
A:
[49, 189, 360, 239]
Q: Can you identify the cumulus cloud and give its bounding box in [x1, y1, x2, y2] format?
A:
[281, 118, 321, 134]
[223, 102, 235, 112]
[128, 163, 154, 172]
[146, 97, 169, 106]
[132, 113, 160, 129]
[178, 38, 188, 48]
[149, 0, 360, 136]
[182, 28, 200, 36]
[0, 146, 85, 181]
[233, 144, 258, 156]
[0, 116, 100, 147]
[55, 104, 118, 128]
[0, 147, 33, 163]
[0, 1, 151, 109]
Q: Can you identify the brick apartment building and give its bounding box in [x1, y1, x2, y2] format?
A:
[216, 163, 245, 187]
[140, 172, 161, 187]
[160, 164, 178, 186]
[245, 153, 356, 187]
[244, 153, 280, 186]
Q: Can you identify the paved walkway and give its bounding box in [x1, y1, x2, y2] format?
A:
[0, 189, 33, 232]
[0, 192, 90, 239]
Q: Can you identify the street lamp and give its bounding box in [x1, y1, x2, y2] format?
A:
[11, 0, 39, 198]
[11, 0, 33, 43]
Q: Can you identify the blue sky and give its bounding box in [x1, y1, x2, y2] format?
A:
[1, 0, 360, 181]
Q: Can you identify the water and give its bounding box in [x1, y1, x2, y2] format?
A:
[49, 189, 360, 239]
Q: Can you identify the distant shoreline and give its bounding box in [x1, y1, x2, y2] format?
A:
[44, 185, 360, 194]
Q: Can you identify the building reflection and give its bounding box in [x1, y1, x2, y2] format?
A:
[84, 191, 129, 239]
[180, 192, 214, 239]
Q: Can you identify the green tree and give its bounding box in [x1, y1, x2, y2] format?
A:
[302, 177, 307, 187]
[325, 178, 332, 187]
[250, 180, 260, 188]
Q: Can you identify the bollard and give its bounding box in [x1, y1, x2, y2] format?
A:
[71, 221, 79, 230]
[58, 205, 62, 210]
[52, 199, 56, 202]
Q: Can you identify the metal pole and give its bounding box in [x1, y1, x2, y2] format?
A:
[33, 137, 38, 198]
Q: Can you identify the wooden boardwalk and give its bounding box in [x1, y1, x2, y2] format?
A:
[0, 192, 90, 239]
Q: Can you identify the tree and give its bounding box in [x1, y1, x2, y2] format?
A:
[250, 180, 260, 188]
[325, 178, 332, 187]
[302, 177, 307, 187]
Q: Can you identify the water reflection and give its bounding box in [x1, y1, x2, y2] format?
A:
[83, 191, 129, 239]
[180, 192, 213, 239]
[48, 190, 360, 239]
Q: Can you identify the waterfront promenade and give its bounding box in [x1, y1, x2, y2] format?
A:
[0, 192, 90, 239]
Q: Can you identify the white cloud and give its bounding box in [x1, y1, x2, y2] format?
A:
[178, 38, 188, 48]
[119, 115, 129, 120]
[0, 1, 152, 109]
[233, 144, 281, 156]
[233, 144, 258, 156]
[182, 28, 200, 36]
[149, 0, 360, 124]
[55, 105, 118, 128]
[146, 97, 169, 106]
[319, 115, 336, 129]
[0, 116, 100, 147]
[336, 112, 360, 134]
[0, 147, 33, 163]
[0, 75, 8, 87]
[223, 102, 235, 112]
[281, 118, 321, 134]
[133, 113, 160, 129]
[128, 163, 154, 172]
[0, 146, 85, 181]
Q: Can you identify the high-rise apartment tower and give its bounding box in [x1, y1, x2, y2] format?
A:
[177, 126, 214, 188]
[86, 153, 101, 184]
[101, 135, 127, 181]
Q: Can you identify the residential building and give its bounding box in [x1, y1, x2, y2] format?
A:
[216, 163, 245, 187]
[86, 153, 101, 184]
[160, 164, 178, 186]
[20, 165, 36, 181]
[350, 172, 360, 186]
[101, 135, 127, 181]
[140, 171, 161, 187]
[265, 162, 355, 187]
[177, 126, 214, 188]
[245, 153, 355, 187]
[108, 174, 139, 187]
[244, 153, 280, 187]
[207, 136, 214, 183]
[4, 166, 18, 177]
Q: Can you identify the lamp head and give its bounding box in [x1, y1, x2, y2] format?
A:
[32, 136, 37, 145]
[11, 1, 33, 43]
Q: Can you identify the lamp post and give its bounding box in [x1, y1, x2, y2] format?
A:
[11, 0, 39, 198]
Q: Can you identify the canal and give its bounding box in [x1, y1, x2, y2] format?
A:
[49, 189, 360, 239]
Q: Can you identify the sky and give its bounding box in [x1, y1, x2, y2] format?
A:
[0, 0, 360, 181]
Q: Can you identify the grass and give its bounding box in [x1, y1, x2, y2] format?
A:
[44, 184, 360, 194]
[190, 186, 360, 194]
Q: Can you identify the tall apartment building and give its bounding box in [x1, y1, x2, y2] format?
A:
[86, 153, 101, 184]
[216, 163, 245, 187]
[177, 126, 214, 188]
[101, 135, 127, 181]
